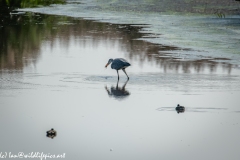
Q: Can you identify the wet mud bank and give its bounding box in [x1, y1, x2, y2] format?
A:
[83, 0, 240, 15]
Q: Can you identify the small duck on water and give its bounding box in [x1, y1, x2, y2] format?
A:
[175, 104, 185, 114]
[46, 128, 57, 139]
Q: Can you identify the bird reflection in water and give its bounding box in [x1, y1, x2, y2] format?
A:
[46, 128, 57, 139]
[105, 79, 130, 100]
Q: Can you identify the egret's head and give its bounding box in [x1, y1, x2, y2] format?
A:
[105, 59, 113, 68]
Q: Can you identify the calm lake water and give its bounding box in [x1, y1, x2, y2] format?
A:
[1, 2, 240, 160]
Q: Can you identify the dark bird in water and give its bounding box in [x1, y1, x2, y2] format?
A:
[176, 104, 185, 114]
[105, 58, 131, 80]
[46, 128, 57, 139]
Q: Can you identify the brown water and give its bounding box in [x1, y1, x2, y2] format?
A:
[1, 13, 240, 160]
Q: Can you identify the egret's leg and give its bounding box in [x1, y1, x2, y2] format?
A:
[117, 70, 119, 80]
[122, 69, 129, 79]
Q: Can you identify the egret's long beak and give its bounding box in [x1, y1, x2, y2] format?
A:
[105, 63, 109, 68]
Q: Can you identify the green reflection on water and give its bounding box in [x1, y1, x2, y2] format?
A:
[0, 13, 70, 70]
[0, 12, 152, 71]
[2, 0, 65, 8]
[0, 11, 234, 73]
[0, 12, 234, 73]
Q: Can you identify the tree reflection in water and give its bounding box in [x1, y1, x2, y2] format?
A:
[0, 7, 235, 73]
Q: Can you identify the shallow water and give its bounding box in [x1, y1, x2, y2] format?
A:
[1, 5, 240, 160]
